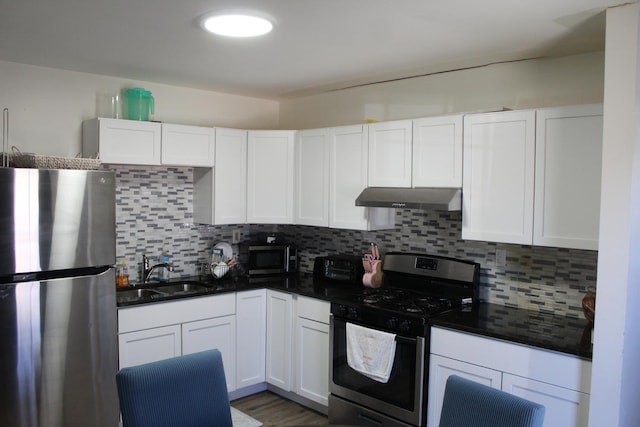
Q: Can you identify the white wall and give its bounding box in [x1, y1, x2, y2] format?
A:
[279, 52, 604, 129]
[589, 4, 640, 426]
[0, 60, 279, 158]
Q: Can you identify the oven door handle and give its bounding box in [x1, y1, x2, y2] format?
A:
[395, 335, 417, 345]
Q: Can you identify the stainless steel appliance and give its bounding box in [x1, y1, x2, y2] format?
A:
[329, 252, 480, 427]
[247, 243, 298, 276]
[0, 168, 119, 427]
[313, 255, 364, 284]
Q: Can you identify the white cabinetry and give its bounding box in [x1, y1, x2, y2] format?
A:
[117, 293, 237, 391]
[462, 110, 536, 244]
[182, 316, 236, 391]
[295, 129, 330, 227]
[428, 327, 591, 427]
[296, 125, 394, 230]
[266, 290, 294, 390]
[247, 130, 296, 224]
[367, 120, 413, 187]
[295, 296, 330, 406]
[82, 118, 162, 165]
[236, 289, 267, 389]
[412, 115, 463, 187]
[533, 104, 603, 250]
[161, 123, 215, 167]
[462, 105, 603, 249]
[194, 128, 248, 225]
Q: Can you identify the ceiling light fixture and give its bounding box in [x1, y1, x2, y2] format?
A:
[200, 11, 274, 37]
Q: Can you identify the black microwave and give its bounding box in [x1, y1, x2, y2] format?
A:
[247, 244, 298, 276]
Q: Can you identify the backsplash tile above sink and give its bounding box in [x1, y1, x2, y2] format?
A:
[113, 165, 597, 318]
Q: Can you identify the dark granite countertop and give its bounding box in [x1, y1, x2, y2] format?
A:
[431, 303, 593, 360]
[117, 273, 593, 360]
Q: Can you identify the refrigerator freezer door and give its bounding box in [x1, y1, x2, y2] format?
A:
[0, 268, 118, 427]
[0, 168, 116, 277]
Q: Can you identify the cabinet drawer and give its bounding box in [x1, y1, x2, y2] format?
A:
[118, 293, 235, 333]
[430, 327, 591, 393]
[297, 295, 330, 324]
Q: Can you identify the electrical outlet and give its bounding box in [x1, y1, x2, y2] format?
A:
[232, 229, 241, 244]
[496, 249, 507, 268]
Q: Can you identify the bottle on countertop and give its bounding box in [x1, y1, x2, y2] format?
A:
[117, 260, 129, 288]
[157, 252, 171, 282]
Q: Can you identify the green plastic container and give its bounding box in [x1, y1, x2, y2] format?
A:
[126, 88, 154, 121]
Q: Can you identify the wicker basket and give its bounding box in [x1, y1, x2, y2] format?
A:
[11, 147, 102, 170]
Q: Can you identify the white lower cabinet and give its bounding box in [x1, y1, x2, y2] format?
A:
[236, 289, 267, 389]
[427, 327, 591, 427]
[266, 290, 294, 390]
[118, 324, 182, 368]
[117, 293, 237, 391]
[182, 316, 236, 391]
[295, 296, 330, 406]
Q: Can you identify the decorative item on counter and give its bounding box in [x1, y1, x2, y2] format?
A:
[362, 242, 383, 288]
[582, 287, 596, 324]
[117, 260, 129, 288]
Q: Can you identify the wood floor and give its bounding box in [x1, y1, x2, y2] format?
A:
[231, 391, 329, 426]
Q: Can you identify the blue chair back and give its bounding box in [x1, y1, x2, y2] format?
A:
[439, 375, 545, 427]
[116, 349, 233, 427]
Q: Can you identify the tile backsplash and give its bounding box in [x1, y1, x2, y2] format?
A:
[113, 166, 597, 318]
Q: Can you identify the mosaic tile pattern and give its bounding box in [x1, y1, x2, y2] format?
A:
[113, 166, 597, 318]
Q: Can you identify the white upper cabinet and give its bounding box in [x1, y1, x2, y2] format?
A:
[463, 104, 603, 249]
[193, 128, 247, 225]
[214, 128, 248, 225]
[82, 118, 162, 165]
[295, 129, 330, 227]
[368, 120, 413, 187]
[247, 130, 296, 224]
[412, 115, 463, 188]
[533, 104, 603, 250]
[161, 123, 215, 167]
[462, 110, 536, 244]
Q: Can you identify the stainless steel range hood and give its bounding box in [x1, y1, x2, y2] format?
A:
[355, 187, 462, 211]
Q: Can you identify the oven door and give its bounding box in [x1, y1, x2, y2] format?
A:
[329, 316, 427, 426]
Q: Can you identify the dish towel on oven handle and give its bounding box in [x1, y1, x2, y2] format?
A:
[346, 322, 397, 383]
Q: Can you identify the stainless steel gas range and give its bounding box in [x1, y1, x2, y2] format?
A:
[328, 252, 480, 427]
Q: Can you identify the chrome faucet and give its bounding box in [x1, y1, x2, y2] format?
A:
[142, 254, 175, 284]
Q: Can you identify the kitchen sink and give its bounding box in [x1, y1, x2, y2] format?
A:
[156, 282, 209, 295]
[117, 288, 167, 304]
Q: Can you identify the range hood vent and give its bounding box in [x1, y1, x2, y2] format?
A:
[355, 187, 462, 211]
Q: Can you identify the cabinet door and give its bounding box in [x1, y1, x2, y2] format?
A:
[330, 125, 369, 230]
[266, 290, 294, 391]
[236, 289, 267, 389]
[462, 110, 536, 244]
[247, 130, 296, 224]
[182, 316, 237, 392]
[412, 115, 463, 187]
[502, 373, 590, 427]
[215, 128, 248, 224]
[295, 317, 330, 406]
[97, 118, 162, 165]
[295, 129, 330, 227]
[161, 123, 215, 167]
[368, 120, 413, 187]
[534, 104, 603, 250]
[118, 324, 181, 369]
[427, 354, 502, 427]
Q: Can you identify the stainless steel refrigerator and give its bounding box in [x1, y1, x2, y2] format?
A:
[0, 168, 119, 427]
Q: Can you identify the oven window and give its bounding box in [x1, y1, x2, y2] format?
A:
[332, 317, 417, 411]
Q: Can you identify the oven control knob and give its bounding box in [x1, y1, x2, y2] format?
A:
[386, 317, 398, 330]
[334, 305, 348, 317]
[398, 319, 411, 332]
[347, 307, 358, 319]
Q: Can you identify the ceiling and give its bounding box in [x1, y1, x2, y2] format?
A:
[0, 0, 628, 100]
